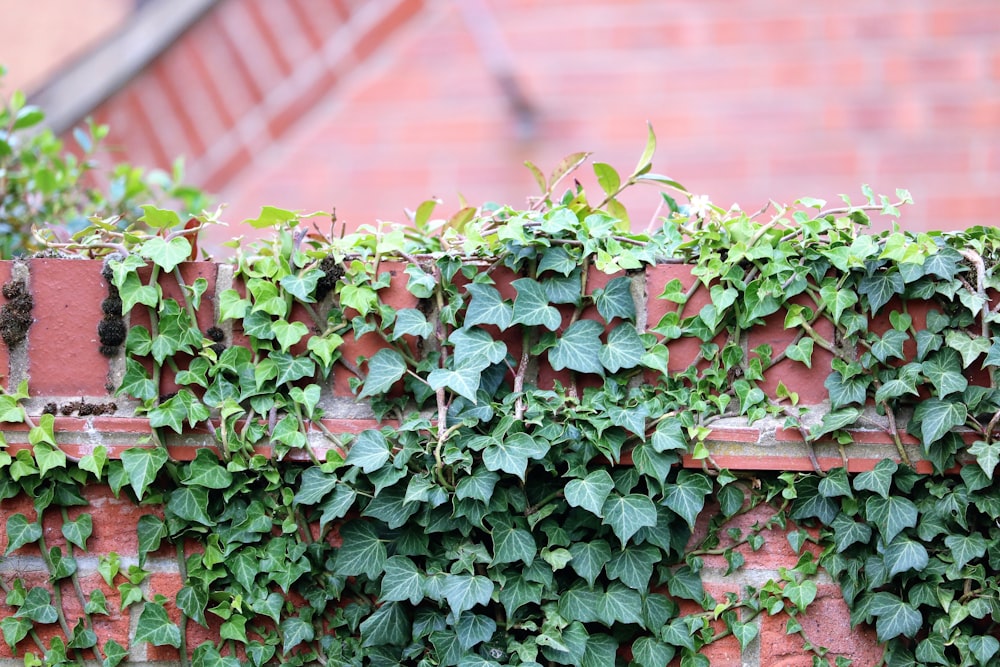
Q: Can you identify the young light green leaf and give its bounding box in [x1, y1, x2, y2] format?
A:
[139, 236, 191, 273]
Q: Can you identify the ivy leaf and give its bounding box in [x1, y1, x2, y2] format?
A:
[969, 636, 1000, 665]
[279, 269, 323, 302]
[269, 351, 315, 386]
[912, 398, 967, 446]
[345, 430, 392, 473]
[596, 582, 643, 625]
[631, 636, 676, 667]
[592, 277, 635, 322]
[922, 348, 967, 396]
[550, 319, 605, 375]
[865, 495, 918, 544]
[582, 632, 618, 667]
[943, 533, 987, 570]
[442, 574, 494, 617]
[428, 366, 482, 403]
[868, 592, 921, 641]
[869, 329, 908, 363]
[558, 585, 600, 624]
[490, 516, 536, 566]
[1, 616, 32, 648]
[294, 467, 338, 505]
[120, 447, 169, 499]
[783, 579, 817, 613]
[599, 323, 645, 372]
[662, 470, 713, 530]
[119, 358, 157, 401]
[380, 555, 425, 605]
[784, 338, 814, 368]
[61, 514, 92, 551]
[456, 612, 497, 650]
[451, 327, 507, 369]
[391, 308, 433, 340]
[360, 602, 410, 648]
[498, 574, 543, 618]
[183, 449, 233, 489]
[192, 645, 240, 667]
[134, 602, 181, 647]
[512, 278, 561, 331]
[167, 487, 214, 527]
[455, 466, 499, 504]
[945, 330, 990, 368]
[568, 540, 612, 588]
[853, 459, 898, 499]
[482, 433, 549, 480]
[16, 587, 58, 623]
[271, 320, 309, 351]
[138, 204, 181, 228]
[139, 236, 191, 273]
[218, 289, 249, 321]
[464, 284, 513, 330]
[969, 440, 1000, 479]
[336, 521, 386, 579]
[605, 543, 660, 589]
[819, 281, 858, 323]
[883, 535, 928, 576]
[565, 469, 615, 517]
[359, 349, 406, 398]
[280, 614, 315, 653]
[859, 270, 904, 314]
[176, 585, 208, 627]
[601, 493, 657, 546]
[824, 371, 868, 408]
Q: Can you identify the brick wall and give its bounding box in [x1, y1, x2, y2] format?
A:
[55, 1, 997, 254]
[0, 258, 942, 664]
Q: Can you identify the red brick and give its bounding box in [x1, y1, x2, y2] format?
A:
[27, 260, 112, 397]
[759, 583, 881, 666]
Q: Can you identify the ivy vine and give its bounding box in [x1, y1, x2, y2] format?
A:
[3, 128, 1000, 667]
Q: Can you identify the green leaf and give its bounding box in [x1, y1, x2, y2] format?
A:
[969, 439, 1000, 479]
[345, 430, 392, 473]
[336, 520, 386, 579]
[280, 268, 324, 302]
[868, 592, 921, 641]
[61, 513, 92, 550]
[853, 459, 898, 499]
[451, 327, 507, 369]
[176, 585, 208, 627]
[605, 543, 660, 589]
[593, 162, 621, 197]
[294, 467, 338, 505]
[550, 319, 605, 375]
[167, 487, 214, 526]
[280, 614, 315, 653]
[0, 617, 31, 648]
[859, 269, 904, 313]
[428, 365, 482, 403]
[182, 449, 233, 489]
[969, 636, 1000, 665]
[482, 433, 549, 480]
[865, 495, 918, 543]
[134, 602, 181, 647]
[596, 582, 643, 625]
[244, 205, 298, 229]
[943, 533, 987, 570]
[138, 205, 181, 229]
[120, 447, 169, 499]
[455, 466, 499, 504]
[464, 284, 513, 330]
[912, 398, 967, 445]
[730, 620, 759, 652]
[820, 281, 859, 323]
[599, 323, 645, 372]
[269, 351, 315, 385]
[456, 612, 497, 650]
[631, 636, 676, 667]
[392, 308, 433, 340]
[602, 493, 657, 546]
[218, 289, 249, 321]
[16, 587, 58, 623]
[945, 330, 990, 368]
[490, 516, 536, 565]
[85, 589, 109, 615]
[593, 277, 636, 322]
[139, 236, 191, 273]
[512, 278, 561, 330]
[565, 469, 615, 517]
[883, 536, 928, 576]
[498, 574, 543, 618]
[119, 358, 157, 401]
[568, 540, 612, 588]
[922, 348, 968, 396]
[442, 574, 494, 617]
[360, 602, 410, 647]
[783, 579, 817, 612]
[271, 319, 309, 351]
[582, 633, 618, 667]
[380, 555, 425, 605]
[662, 470, 713, 530]
[360, 349, 406, 398]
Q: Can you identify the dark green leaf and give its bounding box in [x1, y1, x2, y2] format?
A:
[550, 320, 605, 375]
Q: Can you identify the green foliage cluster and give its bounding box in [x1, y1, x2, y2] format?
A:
[0, 67, 208, 258]
[2, 127, 1000, 667]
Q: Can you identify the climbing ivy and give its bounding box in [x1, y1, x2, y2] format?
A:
[2, 126, 1000, 666]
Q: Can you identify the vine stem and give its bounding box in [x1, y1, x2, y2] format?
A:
[36, 518, 87, 663]
[175, 542, 190, 667]
[60, 507, 107, 664]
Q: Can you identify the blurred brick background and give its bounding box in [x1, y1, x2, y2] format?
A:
[2, 0, 998, 254]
